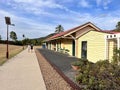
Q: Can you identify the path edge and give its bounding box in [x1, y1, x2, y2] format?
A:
[35, 49, 81, 90]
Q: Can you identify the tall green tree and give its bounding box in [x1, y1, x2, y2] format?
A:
[55, 25, 64, 33]
[23, 34, 25, 39]
[10, 31, 17, 41]
[22, 34, 25, 49]
[114, 21, 120, 32]
[0, 35, 1, 40]
[23, 38, 31, 45]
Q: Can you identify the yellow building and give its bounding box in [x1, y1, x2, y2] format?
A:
[45, 22, 119, 63]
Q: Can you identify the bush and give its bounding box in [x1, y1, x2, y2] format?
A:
[112, 47, 120, 65]
[60, 48, 69, 54]
[71, 61, 85, 66]
[71, 58, 89, 66]
[75, 60, 120, 90]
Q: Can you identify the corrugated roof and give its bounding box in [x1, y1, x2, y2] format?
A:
[45, 22, 98, 41]
[45, 22, 120, 41]
[102, 30, 120, 34]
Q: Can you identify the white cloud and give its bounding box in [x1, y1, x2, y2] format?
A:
[55, 10, 120, 31]
[13, 0, 34, 3]
[96, 0, 102, 6]
[103, 0, 112, 9]
[103, 0, 112, 6]
[60, 0, 74, 3]
[12, 0, 63, 9]
[5, 0, 71, 16]
[0, 0, 119, 40]
[0, 9, 55, 40]
[79, 0, 91, 8]
[96, 0, 112, 9]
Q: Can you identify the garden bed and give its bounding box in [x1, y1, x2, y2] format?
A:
[72, 59, 120, 90]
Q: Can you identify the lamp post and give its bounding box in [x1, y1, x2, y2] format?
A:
[5, 17, 15, 59]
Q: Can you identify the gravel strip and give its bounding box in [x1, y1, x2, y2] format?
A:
[37, 49, 81, 86]
[35, 49, 74, 90]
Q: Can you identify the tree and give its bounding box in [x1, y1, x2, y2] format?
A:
[31, 39, 36, 45]
[0, 35, 1, 40]
[114, 21, 120, 32]
[10, 31, 17, 41]
[23, 34, 25, 39]
[22, 34, 25, 49]
[55, 25, 64, 33]
[23, 38, 31, 45]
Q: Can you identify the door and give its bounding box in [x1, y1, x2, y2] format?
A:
[72, 40, 75, 56]
[81, 41, 87, 59]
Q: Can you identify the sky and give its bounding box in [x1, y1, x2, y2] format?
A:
[0, 0, 120, 40]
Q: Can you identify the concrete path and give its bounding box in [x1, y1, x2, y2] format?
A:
[0, 49, 46, 90]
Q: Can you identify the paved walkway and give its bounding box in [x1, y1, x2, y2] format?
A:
[0, 49, 46, 90]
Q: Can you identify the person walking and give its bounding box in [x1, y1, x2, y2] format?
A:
[28, 44, 31, 52]
[30, 44, 34, 53]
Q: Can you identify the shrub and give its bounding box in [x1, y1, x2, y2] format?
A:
[60, 48, 69, 54]
[65, 49, 69, 53]
[71, 61, 85, 66]
[75, 73, 83, 84]
[112, 47, 120, 65]
[71, 58, 89, 66]
[75, 60, 120, 90]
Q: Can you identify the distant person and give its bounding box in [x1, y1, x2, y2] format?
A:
[28, 44, 31, 52]
[31, 44, 34, 53]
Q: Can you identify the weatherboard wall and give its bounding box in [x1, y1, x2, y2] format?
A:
[77, 30, 106, 63]
[61, 39, 73, 55]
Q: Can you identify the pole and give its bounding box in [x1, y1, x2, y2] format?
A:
[6, 24, 9, 58]
[5, 17, 15, 59]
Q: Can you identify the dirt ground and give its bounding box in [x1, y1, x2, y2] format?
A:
[0, 44, 23, 64]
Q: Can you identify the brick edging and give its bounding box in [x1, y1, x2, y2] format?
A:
[35, 49, 48, 89]
[35, 49, 81, 90]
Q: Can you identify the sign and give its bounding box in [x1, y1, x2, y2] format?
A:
[5, 17, 11, 25]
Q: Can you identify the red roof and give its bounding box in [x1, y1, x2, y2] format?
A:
[46, 22, 100, 41]
[102, 30, 120, 34]
[46, 28, 74, 41]
[45, 22, 120, 41]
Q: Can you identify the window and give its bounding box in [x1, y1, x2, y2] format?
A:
[81, 41, 87, 59]
[110, 35, 112, 38]
[114, 35, 116, 37]
[107, 35, 108, 38]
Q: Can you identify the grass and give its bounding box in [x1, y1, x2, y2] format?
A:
[0, 44, 23, 65]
